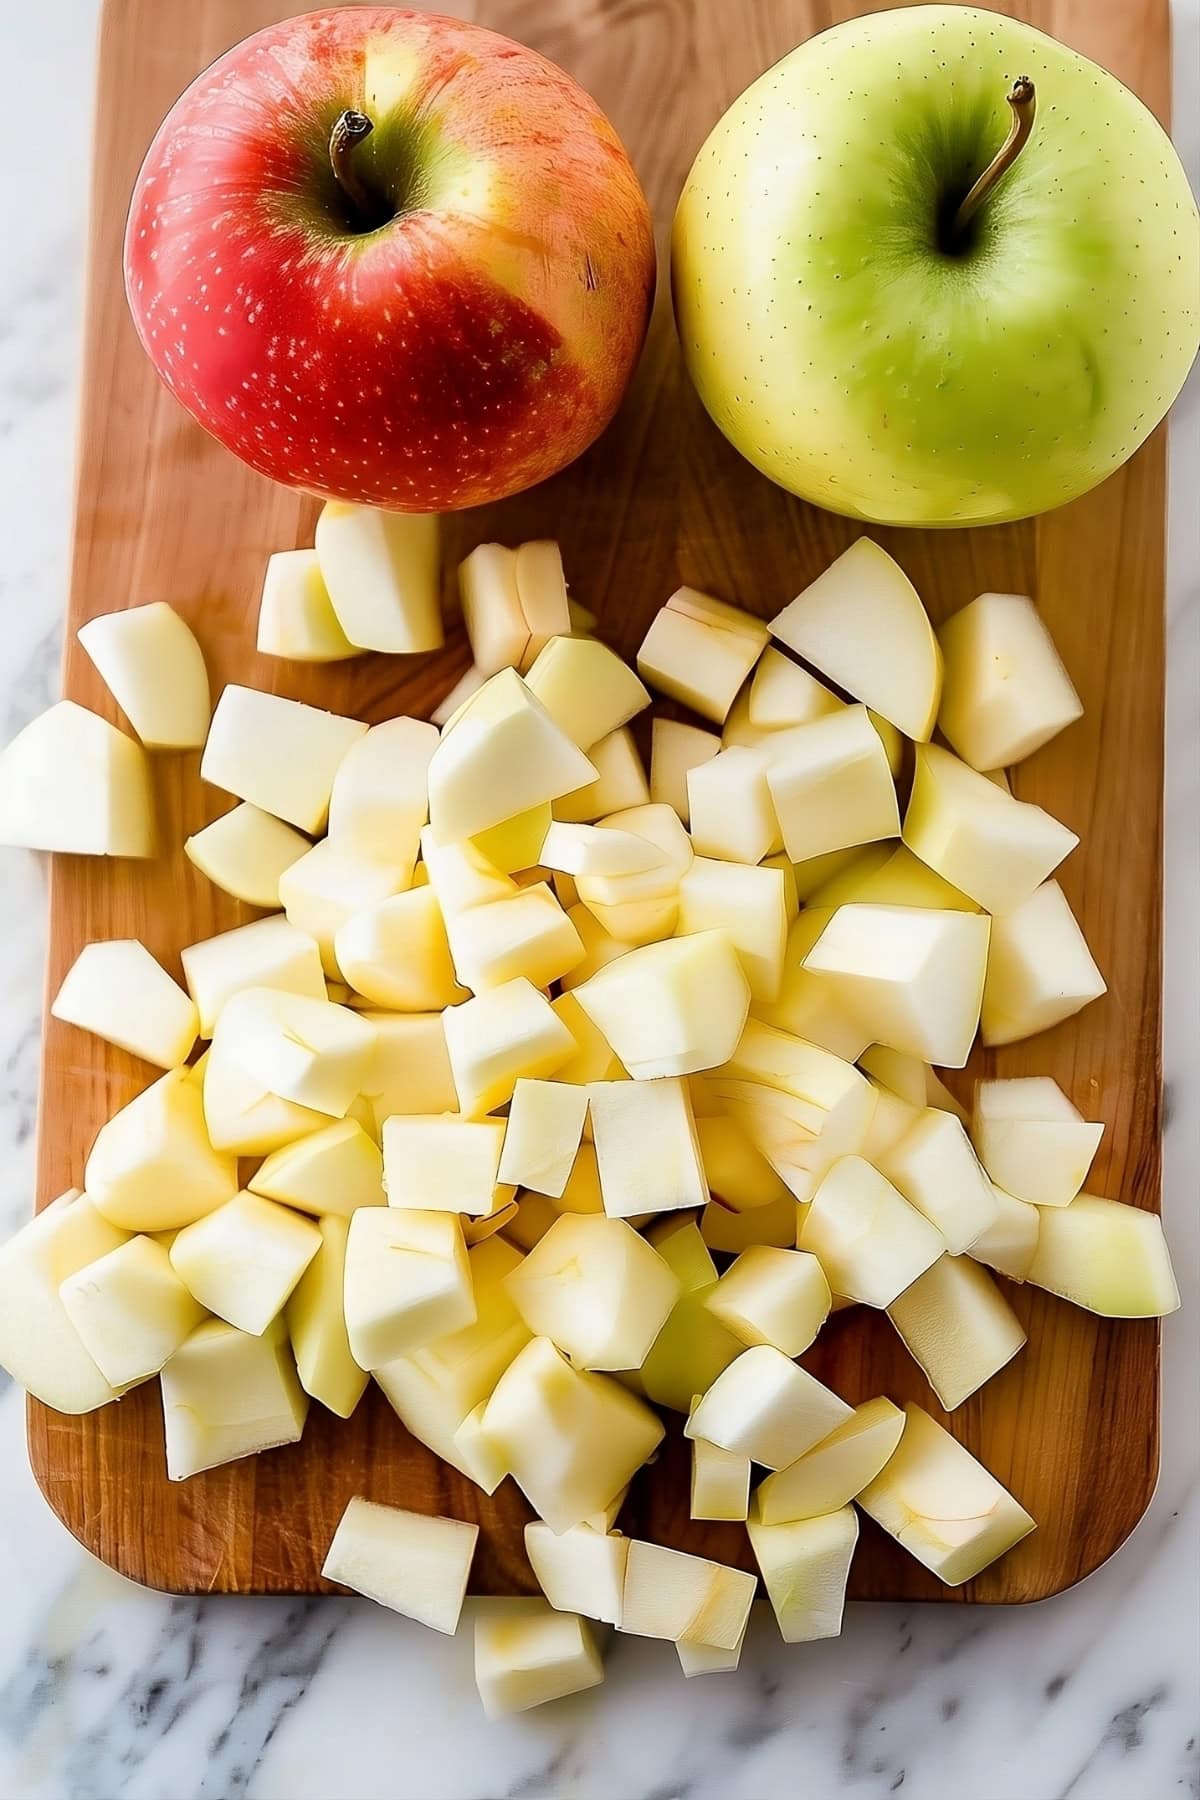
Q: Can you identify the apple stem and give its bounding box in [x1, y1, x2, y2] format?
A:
[329, 110, 385, 230]
[951, 77, 1037, 242]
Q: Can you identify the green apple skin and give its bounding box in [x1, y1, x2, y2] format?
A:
[672, 6, 1199, 526]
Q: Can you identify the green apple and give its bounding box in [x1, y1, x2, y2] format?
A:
[672, 6, 1198, 525]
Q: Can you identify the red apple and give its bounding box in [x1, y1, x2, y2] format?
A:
[124, 7, 656, 511]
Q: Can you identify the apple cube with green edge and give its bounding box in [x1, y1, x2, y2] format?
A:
[702, 1192, 800, 1256]
[637, 588, 769, 726]
[475, 1603, 605, 1718]
[549, 993, 624, 1086]
[877, 1107, 998, 1253]
[687, 746, 781, 867]
[334, 888, 464, 1012]
[427, 669, 597, 842]
[524, 635, 650, 752]
[747, 1503, 859, 1644]
[688, 1410, 752, 1523]
[650, 718, 721, 824]
[458, 543, 529, 674]
[358, 1011, 457, 1130]
[419, 826, 516, 916]
[497, 1080, 590, 1197]
[445, 884, 585, 994]
[541, 822, 659, 881]
[672, 7, 1199, 526]
[754, 912, 874, 1064]
[617, 1539, 756, 1651]
[589, 1078, 708, 1218]
[704, 1246, 831, 1357]
[938, 592, 1083, 770]
[471, 802, 552, 875]
[803, 904, 990, 1068]
[280, 839, 412, 978]
[181, 915, 326, 1038]
[525, 1522, 628, 1626]
[344, 1207, 474, 1370]
[322, 1498, 477, 1635]
[442, 977, 576, 1118]
[971, 1076, 1104, 1207]
[858, 1404, 1036, 1586]
[201, 686, 366, 835]
[633, 1221, 743, 1411]
[573, 933, 750, 1083]
[0, 700, 155, 857]
[678, 858, 788, 1004]
[512, 542, 572, 668]
[981, 879, 1106, 1046]
[697, 1115, 793, 1215]
[798, 1156, 944, 1308]
[750, 647, 843, 730]
[553, 725, 650, 824]
[169, 1191, 320, 1337]
[686, 1345, 852, 1470]
[904, 743, 1078, 913]
[0, 1192, 128, 1413]
[85, 1068, 237, 1232]
[479, 1336, 664, 1532]
[887, 1255, 1027, 1411]
[327, 717, 437, 870]
[78, 601, 211, 750]
[202, 1030, 329, 1157]
[382, 1116, 513, 1218]
[285, 1214, 369, 1419]
[59, 1235, 206, 1389]
[968, 1184, 1041, 1284]
[815, 843, 981, 915]
[677, 1613, 751, 1678]
[504, 1214, 680, 1371]
[161, 1316, 308, 1481]
[756, 1396, 906, 1525]
[217, 988, 375, 1120]
[1027, 1194, 1179, 1317]
[859, 1046, 969, 1122]
[185, 804, 311, 910]
[256, 549, 359, 664]
[313, 504, 441, 654]
[52, 939, 198, 1072]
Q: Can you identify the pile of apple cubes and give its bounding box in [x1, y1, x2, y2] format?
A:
[0, 514, 1180, 1717]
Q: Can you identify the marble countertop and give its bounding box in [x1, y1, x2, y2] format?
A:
[0, 6, 1196, 1797]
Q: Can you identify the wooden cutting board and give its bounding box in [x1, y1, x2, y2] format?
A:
[30, 0, 1169, 1603]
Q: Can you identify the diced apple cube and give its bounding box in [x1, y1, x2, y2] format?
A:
[327, 717, 437, 870]
[635, 1222, 743, 1412]
[504, 1213, 679, 1370]
[344, 1207, 474, 1368]
[904, 744, 1077, 913]
[59, 1234, 206, 1387]
[589, 1078, 707, 1217]
[747, 1504, 858, 1642]
[754, 913, 874, 1064]
[968, 1183, 1041, 1283]
[358, 1011, 458, 1129]
[279, 839, 411, 977]
[442, 977, 575, 1117]
[686, 1345, 851, 1470]
[256, 548, 359, 662]
[86, 1067, 238, 1231]
[446, 883, 584, 993]
[474, 1603, 604, 1717]
[202, 1030, 329, 1156]
[756, 1396, 906, 1524]
[677, 857, 787, 1004]
[513, 541, 571, 664]
[553, 726, 649, 822]
[0, 1191, 128, 1413]
[638, 588, 769, 725]
[0, 700, 155, 857]
[217, 987, 375, 1118]
[169, 1190, 320, 1334]
[185, 804, 310, 909]
[766, 704, 900, 864]
[498, 1080, 589, 1196]
[971, 1077, 1104, 1207]
[314, 501, 442, 653]
[888, 1255, 1026, 1410]
[620, 1539, 755, 1648]
[1027, 1193, 1179, 1316]
[937, 591, 1082, 770]
[323, 1496, 477, 1633]
[428, 668, 596, 841]
[549, 992, 624, 1085]
[201, 685, 366, 834]
[334, 887, 464, 1011]
[689, 1423, 751, 1522]
[705, 1246, 830, 1356]
[650, 718, 720, 824]
[382, 1116, 512, 1216]
[687, 745, 780, 865]
[525, 1522, 628, 1626]
[877, 1108, 997, 1253]
[798, 1156, 943, 1307]
[160, 1315, 308, 1479]
[458, 542, 529, 673]
[982, 880, 1106, 1046]
[524, 635, 649, 750]
[285, 1214, 369, 1418]
[181, 914, 326, 1035]
[573, 932, 750, 1080]
[749, 646, 843, 728]
[52, 939, 198, 1071]
[78, 602, 211, 748]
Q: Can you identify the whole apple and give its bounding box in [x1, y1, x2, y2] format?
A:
[125, 8, 655, 511]
[672, 6, 1199, 526]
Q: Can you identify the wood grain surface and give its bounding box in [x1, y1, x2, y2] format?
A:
[30, 0, 1169, 1602]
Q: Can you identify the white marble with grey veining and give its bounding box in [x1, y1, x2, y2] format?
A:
[0, 5, 1196, 1797]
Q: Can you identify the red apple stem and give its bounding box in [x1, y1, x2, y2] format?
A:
[952, 77, 1037, 241]
[329, 110, 383, 229]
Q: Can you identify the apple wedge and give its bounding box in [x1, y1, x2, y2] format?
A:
[160, 1316, 308, 1481]
[442, 976, 576, 1117]
[497, 1079, 589, 1196]
[887, 1256, 1027, 1410]
[937, 592, 1082, 771]
[327, 716, 437, 869]
[52, 939, 198, 1071]
[904, 743, 1077, 913]
[322, 1497, 477, 1634]
[756, 1396, 906, 1524]
[0, 1191, 128, 1413]
[78, 602, 211, 748]
[0, 701, 155, 857]
[513, 541, 571, 665]
[86, 1067, 238, 1231]
[427, 668, 596, 841]
[257, 549, 359, 663]
[458, 543, 529, 673]
[201, 685, 367, 834]
[334, 887, 464, 1011]
[185, 804, 311, 909]
[314, 501, 442, 654]
[981, 880, 1106, 1046]
[279, 838, 412, 977]
[637, 587, 769, 725]
[1027, 1194, 1179, 1317]
[685, 1345, 852, 1470]
[524, 635, 649, 750]
[620, 1539, 756, 1649]
[689, 1424, 752, 1522]
[746, 1503, 859, 1643]
[749, 646, 843, 728]
[968, 1184, 1041, 1284]
[553, 725, 649, 822]
[216, 987, 375, 1118]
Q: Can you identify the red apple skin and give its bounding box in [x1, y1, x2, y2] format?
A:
[124, 8, 656, 510]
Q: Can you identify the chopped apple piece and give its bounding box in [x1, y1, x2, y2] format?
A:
[904, 744, 1077, 913]
[161, 1315, 307, 1479]
[86, 1067, 238, 1231]
[344, 1207, 474, 1368]
[452, 1401, 510, 1492]
[540, 821, 658, 879]
[442, 977, 575, 1117]
[803, 904, 990, 1068]
[798, 1156, 943, 1307]
[286, 1214, 369, 1417]
[52, 939, 198, 1071]
[859, 1081, 927, 1163]
[686, 1345, 851, 1470]
[512, 541, 571, 664]
[549, 992, 624, 1085]
[572, 932, 750, 1080]
[769, 538, 941, 740]
[686, 745, 780, 865]
[937, 591, 1082, 770]
[0, 700, 155, 857]
[859, 1046, 968, 1122]
[202, 1030, 329, 1156]
[399, 1236, 532, 1417]
[689, 1428, 752, 1522]
[256, 549, 359, 662]
[650, 717, 720, 823]
[525, 1522, 628, 1626]
[749, 646, 843, 728]
[747, 1503, 858, 1642]
[446, 883, 584, 993]
[432, 663, 485, 728]
[382, 1116, 512, 1216]
[678, 858, 787, 1003]
[458, 542, 527, 673]
[419, 825, 516, 915]
[480, 1336, 663, 1531]
[314, 501, 442, 653]
[504, 1213, 679, 1370]
[676, 1616, 750, 1677]
[185, 804, 310, 909]
[475, 1603, 604, 1717]
[814, 842, 979, 914]
[181, 914, 325, 1035]
[877, 1108, 997, 1253]
[78, 602, 211, 748]
[981, 880, 1105, 1046]
[0, 1191, 128, 1412]
[971, 1077, 1104, 1207]
[717, 1020, 875, 1171]
[323, 1496, 476, 1632]
[524, 635, 649, 750]
[889, 1255, 1026, 1410]
[553, 725, 649, 822]
[701, 1193, 799, 1254]
[1027, 1194, 1179, 1316]
[279, 839, 411, 977]
[373, 1351, 493, 1480]
[334, 887, 463, 1011]
[766, 704, 900, 865]
[358, 1011, 457, 1128]
[589, 1078, 707, 1217]
[498, 1080, 589, 1196]
[756, 1396, 906, 1524]
[637, 588, 769, 725]
[968, 1184, 1040, 1283]
[857, 1403, 1035, 1585]
[754, 911, 874, 1063]
[218, 987, 375, 1118]
[327, 717, 437, 869]
[59, 1234, 205, 1388]
[427, 668, 596, 841]
[635, 1222, 743, 1412]
[698, 1115, 792, 1213]
[620, 1539, 756, 1648]
[705, 1246, 830, 1356]
[170, 1190, 320, 1335]
[201, 685, 366, 833]
[471, 804, 551, 875]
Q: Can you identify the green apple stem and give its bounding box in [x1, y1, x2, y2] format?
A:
[952, 77, 1037, 242]
[329, 110, 387, 230]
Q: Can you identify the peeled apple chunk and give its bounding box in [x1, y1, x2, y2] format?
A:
[474, 1602, 604, 1718]
[59, 1234, 206, 1387]
[445, 883, 584, 993]
[471, 804, 551, 874]
[419, 826, 516, 915]
[170, 1190, 321, 1335]
[548, 993, 624, 1086]
[524, 1522, 628, 1627]
[686, 1344, 853, 1470]
[202, 1030, 329, 1157]
[768, 538, 941, 741]
[160, 1316, 308, 1481]
[256, 549, 358, 663]
[687, 745, 780, 866]
[803, 905, 990, 1068]
[814, 843, 978, 914]
[513, 541, 571, 665]
[497, 1080, 589, 1197]
[481, 1336, 664, 1532]
[704, 1246, 830, 1356]
[201, 685, 367, 834]
[981, 881, 1106, 1047]
[524, 635, 650, 750]
[903, 744, 1078, 913]
[859, 1045, 968, 1121]
[754, 913, 873, 1064]
[637, 587, 769, 725]
[747, 1504, 858, 1644]
[327, 717, 437, 868]
[650, 718, 720, 823]
[458, 542, 529, 674]
[589, 1078, 708, 1218]
[887, 1256, 1027, 1411]
[218, 988, 375, 1118]
[344, 1207, 474, 1370]
[677, 1618, 749, 1678]
[969, 1184, 1040, 1284]
[504, 1214, 680, 1370]
[185, 804, 311, 909]
[572, 931, 750, 1079]
[78, 602, 211, 749]
[313, 501, 442, 654]
[689, 1428, 752, 1522]
[279, 839, 412, 977]
[756, 1396, 906, 1525]
[359, 1011, 458, 1128]
[798, 1156, 943, 1308]
[52, 939, 199, 1071]
[766, 704, 901, 864]
[620, 1539, 756, 1649]
[334, 887, 464, 1011]
[877, 1108, 998, 1254]
[553, 725, 649, 822]
[540, 822, 659, 879]
[405, 1237, 531, 1416]
[442, 977, 576, 1117]
[382, 1116, 511, 1217]
[0, 701, 155, 857]
[636, 1222, 743, 1411]
[1026, 1194, 1179, 1317]
[971, 1078, 1104, 1209]
[0, 1191, 127, 1412]
[698, 1114, 794, 1214]
[322, 1497, 477, 1635]
[427, 668, 597, 841]
[857, 1404, 1035, 1586]
[749, 646, 842, 729]
[286, 1215, 369, 1418]
[249, 1118, 385, 1216]
[678, 858, 787, 1003]
[937, 592, 1083, 771]
[86, 1067, 238, 1231]
[181, 914, 326, 1036]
